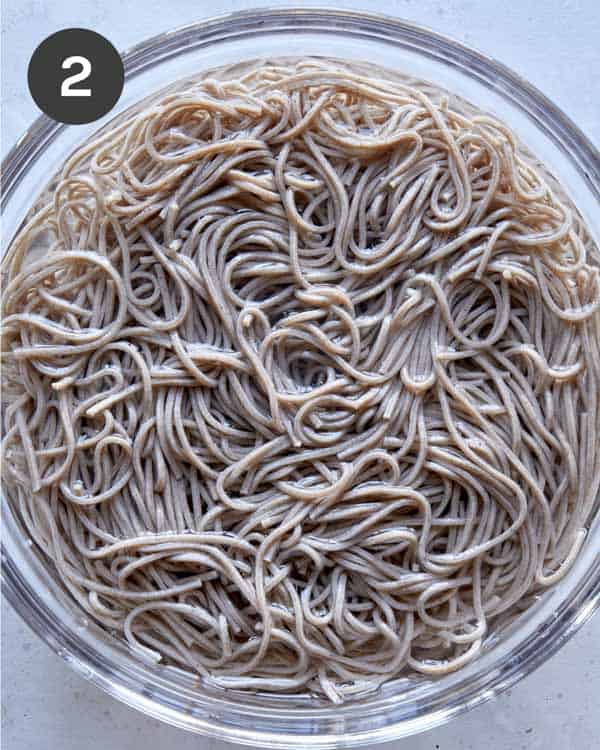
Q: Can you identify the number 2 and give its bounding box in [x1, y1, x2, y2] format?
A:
[61, 56, 92, 97]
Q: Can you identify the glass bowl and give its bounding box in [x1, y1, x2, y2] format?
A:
[2, 8, 599, 748]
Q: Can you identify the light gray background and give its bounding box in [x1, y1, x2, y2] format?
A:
[1, 1, 599, 749]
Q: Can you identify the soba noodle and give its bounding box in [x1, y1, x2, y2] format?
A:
[2, 58, 599, 702]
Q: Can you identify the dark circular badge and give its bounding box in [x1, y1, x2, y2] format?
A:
[28, 28, 124, 125]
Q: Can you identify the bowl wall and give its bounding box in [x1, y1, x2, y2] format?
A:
[2, 9, 599, 748]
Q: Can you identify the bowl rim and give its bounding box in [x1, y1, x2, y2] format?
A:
[2, 7, 599, 748]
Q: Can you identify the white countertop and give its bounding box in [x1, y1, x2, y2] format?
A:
[1, 1, 599, 748]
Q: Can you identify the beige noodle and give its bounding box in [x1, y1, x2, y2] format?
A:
[2, 58, 599, 702]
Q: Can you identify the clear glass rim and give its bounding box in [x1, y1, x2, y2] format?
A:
[1, 8, 599, 748]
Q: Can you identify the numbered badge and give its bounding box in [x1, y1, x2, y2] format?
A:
[28, 28, 124, 125]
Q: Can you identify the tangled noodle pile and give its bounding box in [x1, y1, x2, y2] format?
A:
[2, 59, 600, 702]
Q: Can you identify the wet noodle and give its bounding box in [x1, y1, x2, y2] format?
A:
[2, 58, 599, 702]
